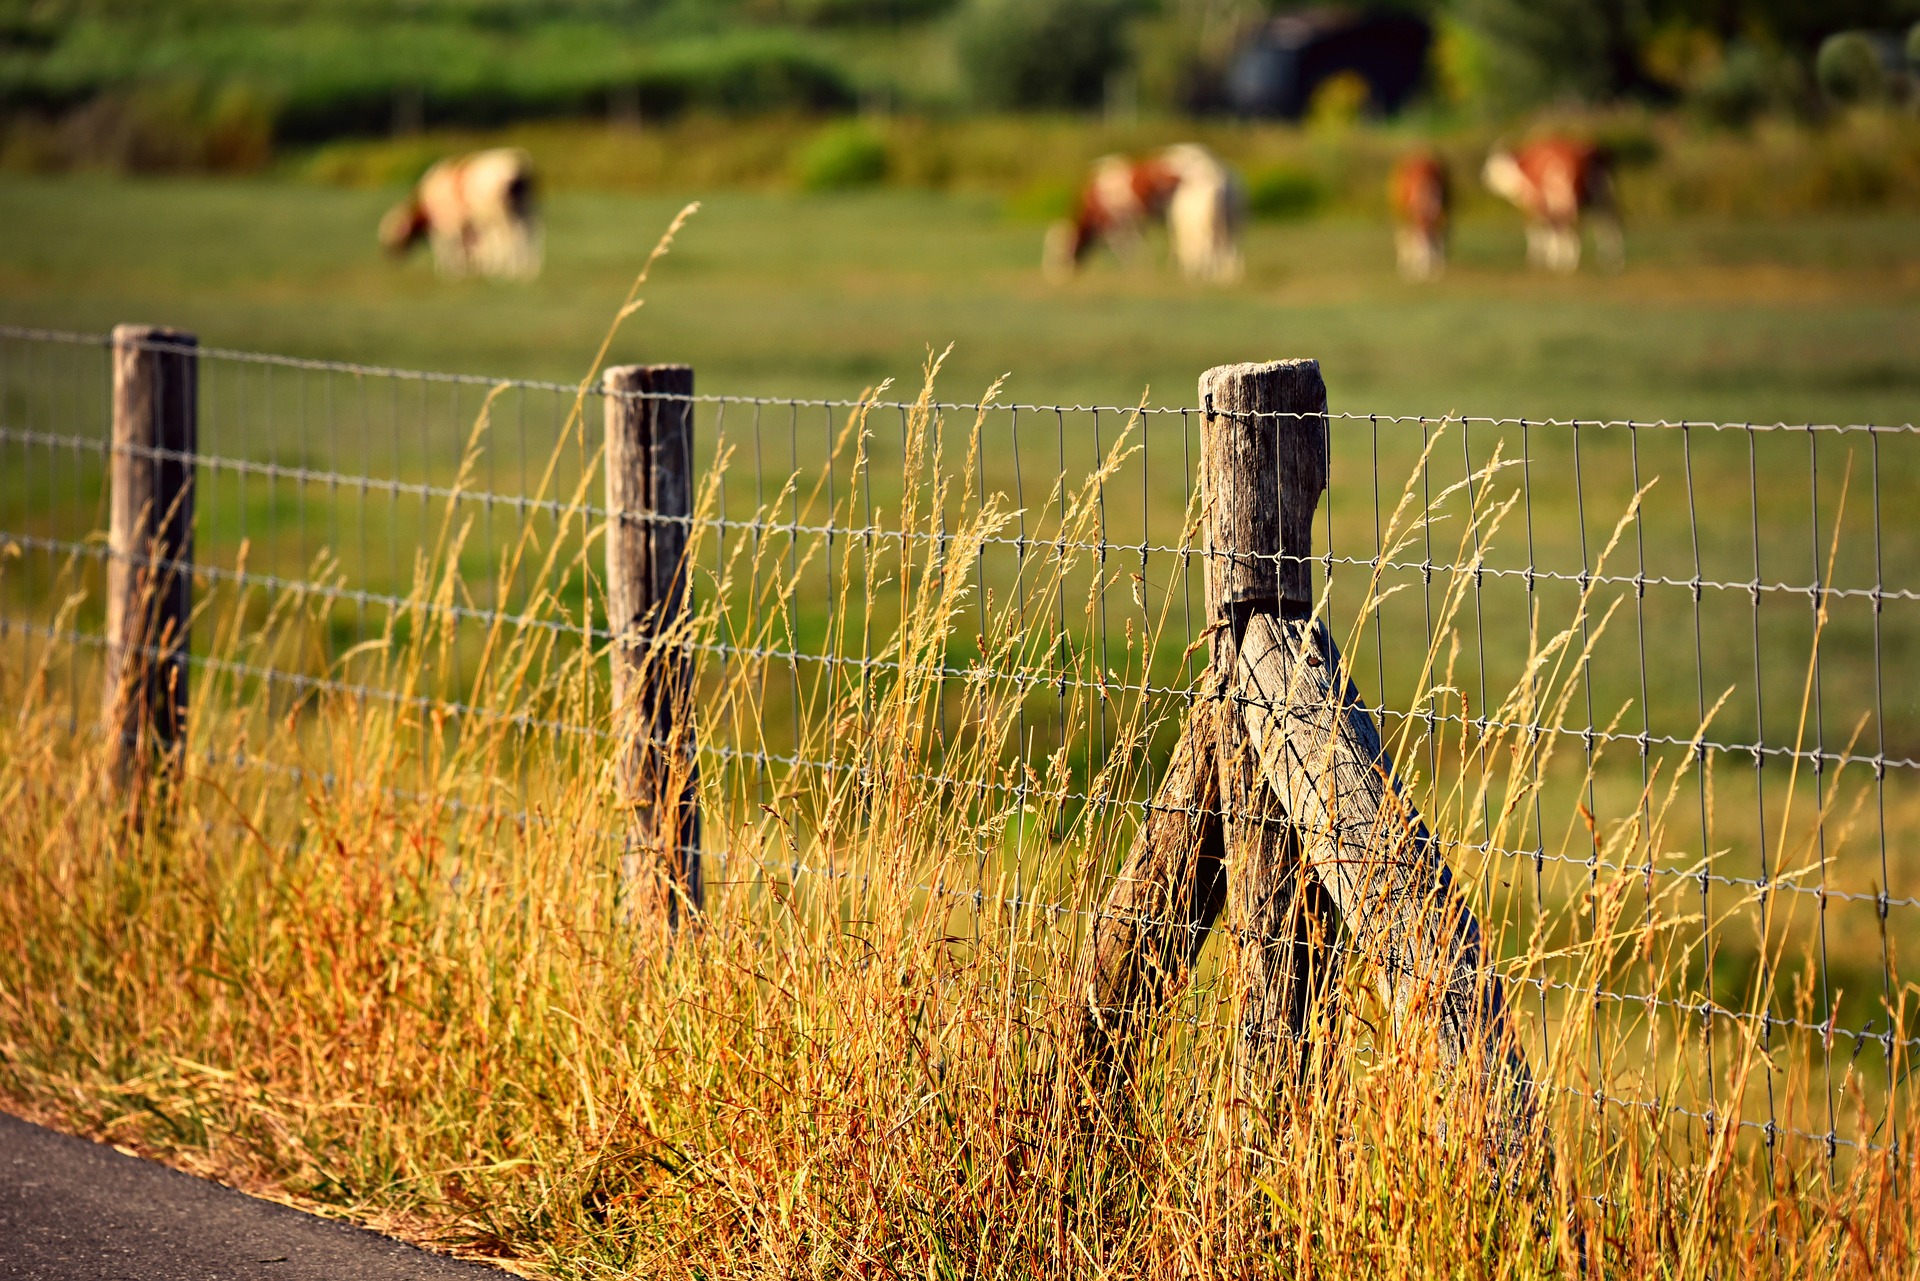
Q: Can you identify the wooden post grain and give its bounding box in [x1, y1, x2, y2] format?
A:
[1200, 361, 1340, 1097]
[1076, 665, 1228, 1096]
[1078, 358, 1538, 1153]
[1235, 616, 1538, 1142]
[105, 324, 196, 788]
[1211, 359, 1539, 1147]
[604, 363, 702, 924]
[1074, 360, 1338, 1100]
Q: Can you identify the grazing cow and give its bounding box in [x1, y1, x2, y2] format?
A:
[378, 148, 542, 281]
[1044, 144, 1244, 284]
[1481, 138, 1622, 274]
[1388, 150, 1450, 281]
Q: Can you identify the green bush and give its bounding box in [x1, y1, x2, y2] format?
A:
[1817, 32, 1887, 107]
[1450, 0, 1623, 111]
[1244, 165, 1322, 220]
[639, 33, 858, 119]
[1688, 42, 1809, 129]
[795, 120, 889, 189]
[954, 0, 1137, 111]
[0, 16, 859, 146]
[775, 0, 960, 23]
[0, 78, 277, 173]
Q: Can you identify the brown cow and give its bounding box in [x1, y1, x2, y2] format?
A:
[1389, 150, 1450, 282]
[1482, 138, 1622, 274]
[379, 147, 542, 281]
[1044, 144, 1244, 284]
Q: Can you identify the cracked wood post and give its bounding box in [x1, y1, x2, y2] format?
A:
[1200, 360, 1342, 1103]
[105, 324, 196, 792]
[605, 363, 702, 926]
[1225, 392, 1541, 1152]
[1074, 662, 1228, 1098]
[1073, 360, 1340, 1101]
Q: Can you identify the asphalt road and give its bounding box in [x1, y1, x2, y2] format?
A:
[0, 1112, 503, 1280]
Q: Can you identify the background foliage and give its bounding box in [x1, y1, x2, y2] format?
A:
[4, 0, 1920, 172]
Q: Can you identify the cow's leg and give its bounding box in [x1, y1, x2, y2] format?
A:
[1211, 200, 1243, 283]
[1590, 212, 1624, 272]
[429, 229, 465, 278]
[1398, 226, 1443, 281]
[1042, 221, 1079, 282]
[1556, 224, 1581, 273]
[1524, 222, 1550, 269]
[1395, 227, 1426, 280]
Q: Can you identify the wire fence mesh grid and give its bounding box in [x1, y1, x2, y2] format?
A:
[0, 323, 1914, 1169]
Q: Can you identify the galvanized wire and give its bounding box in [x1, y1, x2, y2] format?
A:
[0, 325, 1911, 1168]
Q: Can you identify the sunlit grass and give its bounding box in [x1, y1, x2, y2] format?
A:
[0, 214, 1915, 1278]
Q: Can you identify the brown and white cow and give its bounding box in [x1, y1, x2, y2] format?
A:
[1044, 144, 1244, 284]
[1389, 150, 1450, 282]
[1481, 138, 1622, 274]
[379, 147, 542, 281]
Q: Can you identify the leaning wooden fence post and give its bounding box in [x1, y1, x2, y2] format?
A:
[1199, 361, 1342, 1100]
[1074, 668, 1228, 1098]
[1218, 363, 1542, 1153]
[604, 364, 703, 925]
[105, 324, 197, 791]
[1073, 362, 1342, 1101]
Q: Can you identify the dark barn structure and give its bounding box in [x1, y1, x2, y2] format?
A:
[1222, 8, 1433, 120]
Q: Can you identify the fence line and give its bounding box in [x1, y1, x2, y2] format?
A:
[18, 606, 1912, 1084]
[15, 525, 1918, 785]
[6, 325, 1915, 433]
[0, 323, 1912, 1170]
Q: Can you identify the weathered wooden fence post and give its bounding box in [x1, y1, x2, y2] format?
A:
[1079, 358, 1538, 1156]
[1075, 361, 1339, 1100]
[604, 363, 702, 925]
[105, 324, 196, 790]
[1074, 673, 1227, 1096]
[1198, 361, 1342, 1100]
[1219, 362, 1541, 1150]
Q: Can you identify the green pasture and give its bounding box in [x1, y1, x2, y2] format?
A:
[1, 173, 1913, 733]
[0, 176, 1916, 417]
[1, 175, 1917, 1141]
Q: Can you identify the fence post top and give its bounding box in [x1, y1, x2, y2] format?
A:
[603, 363, 693, 392]
[1198, 360, 1327, 426]
[112, 324, 197, 349]
[1200, 357, 1321, 385]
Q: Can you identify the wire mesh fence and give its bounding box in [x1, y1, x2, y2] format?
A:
[0, 322, 1913, 1173]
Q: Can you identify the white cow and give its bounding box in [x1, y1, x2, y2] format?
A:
[1162, 143, 1245, 284]
[379, 147, 542, 281]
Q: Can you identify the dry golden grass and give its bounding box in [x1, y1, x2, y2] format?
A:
[0, 213, 1913, 1279]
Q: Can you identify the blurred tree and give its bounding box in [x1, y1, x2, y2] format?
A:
[745, 0, 957, 23]
[1130, 0, 1267, 113]
[1449, 0, 1660, 109]
[956, 0, 1141, 110]
[1661, 1, 1920, 53]
[1685, 40, 1809, 125]
[1448, 0, 1920, 112]
[1816, 30, 1889, 104]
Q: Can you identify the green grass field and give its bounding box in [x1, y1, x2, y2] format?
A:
[2, 175, 1917, 420]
